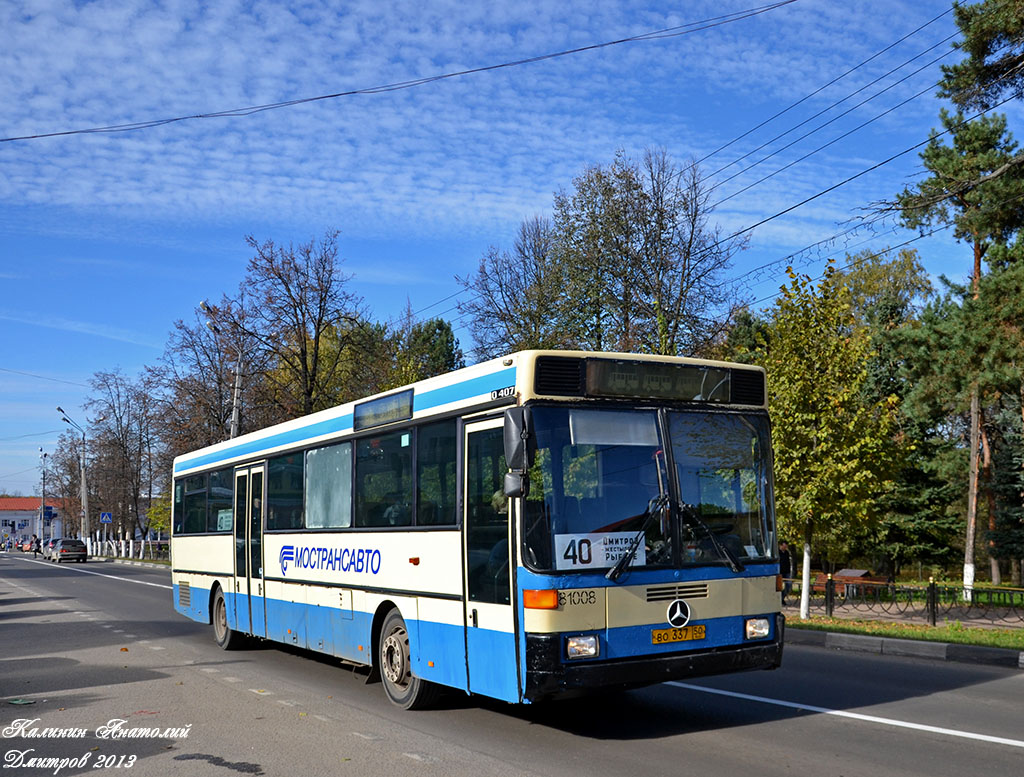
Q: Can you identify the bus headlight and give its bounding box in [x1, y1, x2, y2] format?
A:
[566, 635, 599, 659]
[745, 617, 771, 640]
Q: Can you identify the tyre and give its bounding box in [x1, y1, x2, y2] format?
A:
[212, 586, 246, 650]
[379, 609, 439, 710]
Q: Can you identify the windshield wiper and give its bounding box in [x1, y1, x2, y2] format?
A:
[678, 502, 745, 573]
[605, 494, 669, 583]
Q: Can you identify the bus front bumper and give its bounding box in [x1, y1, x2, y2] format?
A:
[524, 614, 784, 701]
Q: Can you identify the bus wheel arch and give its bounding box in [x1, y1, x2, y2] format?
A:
[376, 606, 439, 710]
[366, 602, 396, 684]
[211, 583, 246, 650]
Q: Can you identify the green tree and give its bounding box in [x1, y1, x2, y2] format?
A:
[709, 307, 770, 365]
[146, 492, 171, 539]
[391, 308, 466, 387]
[762, 265, 899, 616]
[897, 108, 1024, 587]
[939, 0, 1024, 111]
[832, 249, 962, 576]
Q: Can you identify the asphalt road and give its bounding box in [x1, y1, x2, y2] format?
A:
[1, 552, 1021, 777]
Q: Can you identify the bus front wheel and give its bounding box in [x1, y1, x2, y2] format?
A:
[379, 609, 438, 710]
[212, 587, 245, 650]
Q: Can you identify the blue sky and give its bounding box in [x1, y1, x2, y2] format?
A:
[1, 0, 1020, 494]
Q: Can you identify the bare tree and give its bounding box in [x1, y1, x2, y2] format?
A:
[49, 430, 83, 536]
[222, 231, 366, 417]
[152, 298, 276, 459]
[457, 216, 567, 361]
[87, 370, 160, 542]
[460, 149, 745, 359]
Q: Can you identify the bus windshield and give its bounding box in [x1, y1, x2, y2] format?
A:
[522, 406, 774, 573]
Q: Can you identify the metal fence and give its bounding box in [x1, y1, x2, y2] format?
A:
[790, 576, 1024, 627]
[91, 539, 169, 562]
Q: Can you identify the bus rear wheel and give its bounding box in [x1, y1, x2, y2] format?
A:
[379, 609, 439, 710]
[212, 586, 245, 650]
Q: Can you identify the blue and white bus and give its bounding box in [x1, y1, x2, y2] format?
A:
[171, 350, 783, 708]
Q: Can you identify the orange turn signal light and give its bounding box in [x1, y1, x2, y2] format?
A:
[523, 589, 559, 609]
[776, 574, 783, 592]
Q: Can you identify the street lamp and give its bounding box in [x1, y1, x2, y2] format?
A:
[199, 300, 243, 439]
[57, 407, 102, 546]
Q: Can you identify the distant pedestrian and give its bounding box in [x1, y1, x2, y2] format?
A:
[779, 541, 795, 605]
[31, 534, 40, 558]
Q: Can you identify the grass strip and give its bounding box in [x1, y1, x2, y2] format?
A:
[790, 616, 1024, 650]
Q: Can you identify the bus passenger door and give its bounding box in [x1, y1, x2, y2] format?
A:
[233, 465, 267, 638]
[463, 419, 520, 703]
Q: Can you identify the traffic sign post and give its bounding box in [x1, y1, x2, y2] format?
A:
[100, 512, 113, 524]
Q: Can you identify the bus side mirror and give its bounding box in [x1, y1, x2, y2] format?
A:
[504, 471, 530, 499]
[503, 407, 533, 470]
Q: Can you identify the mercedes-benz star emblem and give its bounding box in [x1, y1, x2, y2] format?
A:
[666, 599, 690, 628]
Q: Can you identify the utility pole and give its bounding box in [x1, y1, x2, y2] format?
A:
[58, 407, 104, 554]
[199, 300, 243, 439]
[38, 449, 48, 541]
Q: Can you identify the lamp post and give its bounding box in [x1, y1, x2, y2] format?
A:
[38, 449, 48, 542]
[199, 300, 243, 439]
[57, 407, 100, 548]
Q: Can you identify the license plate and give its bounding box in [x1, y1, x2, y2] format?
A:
[651, 624, 706, 645]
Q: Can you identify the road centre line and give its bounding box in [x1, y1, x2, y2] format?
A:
[12, 556, 172, 590]
[669, 682, 1024, 749]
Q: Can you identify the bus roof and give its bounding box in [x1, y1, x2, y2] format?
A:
[172, 350, 765, 477]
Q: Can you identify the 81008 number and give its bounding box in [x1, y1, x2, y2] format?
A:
[558, 589, 596, 606]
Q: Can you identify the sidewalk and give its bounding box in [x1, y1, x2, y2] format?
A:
[94, 556, 169, 569]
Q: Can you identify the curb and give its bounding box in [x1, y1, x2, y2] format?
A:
[104, 558, 170, 570]
[787, 627, 1024, 669]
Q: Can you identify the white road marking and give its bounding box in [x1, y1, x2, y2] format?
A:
[11, 556, 172, 589]
[223, 677, 242, 683]
[669, 682, 1024, 749]
[200, 668, 219, 673]
[351, 732, 382, 741]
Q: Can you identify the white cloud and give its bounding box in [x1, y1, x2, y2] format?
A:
[0, 311, 163, 349]
[1, 0, 961, 246]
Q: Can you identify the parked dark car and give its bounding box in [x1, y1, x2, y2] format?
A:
[51, 538, 87, 563]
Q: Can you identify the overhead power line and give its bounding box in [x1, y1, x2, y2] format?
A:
[695, 4, 955, 167]
[708, 33, 960, 188]
[0, 367, 90, 388]
[714, 93, 1017, 251]
[0, 430, 62, 443]
[1, 1, 799, 144]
